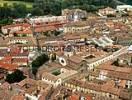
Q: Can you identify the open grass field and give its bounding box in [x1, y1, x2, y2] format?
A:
[0, 0, 33, 8]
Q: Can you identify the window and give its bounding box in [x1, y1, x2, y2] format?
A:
[61, 60, 64, 63]
[109, 94, 112, 98]
[125, 85, 128, 88]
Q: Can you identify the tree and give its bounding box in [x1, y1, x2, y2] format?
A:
[12, 3, 27, 18]
[5, 70, 26, 83]
[32, 53, 49, 75]
[7, 0, 34, 2]
[0, 3, 29, 26]
[0, 17, 13, 25]
[112, 58, 120, 66]
[51, 53, 56, 61]
[52, 30, 61, 36]
[31, 7, 43, 16]
[34, 0, 62, 15]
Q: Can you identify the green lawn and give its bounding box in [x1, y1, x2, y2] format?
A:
[0, 0, 33, 8]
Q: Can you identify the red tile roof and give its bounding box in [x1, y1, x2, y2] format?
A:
[0, 62, 18, 71]
[85, 96, 91, 100]
[13, 58, 28, 63]
[97, 62, 132, 74]
[0, 56, 18, 71]
[15, 29, 33, 34]
[10, 47, 21, 54]
[0, 56, 12, 63]
[69, 94, 79, 100]
[11, 95, 24, 100]
[2, 23, 30, 29]
[0, 73, 5, 79]
[0, 82, 10, 90]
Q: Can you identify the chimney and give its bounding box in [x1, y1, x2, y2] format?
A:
[7, 48, 10, 53]
[21, 48, 24, 53]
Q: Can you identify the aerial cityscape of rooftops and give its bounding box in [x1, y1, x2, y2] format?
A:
[0, 0, 132, 100]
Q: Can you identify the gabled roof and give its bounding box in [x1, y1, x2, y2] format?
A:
[11, 95, 24, 100]
[0, 62, 18, 71]
[2, 23, 30, 29]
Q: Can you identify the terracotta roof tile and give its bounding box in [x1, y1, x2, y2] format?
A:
[2, 23, 30, 29]
[69, 94, 79, 100]
[13, 58, 28, 63]
[0, 62, 18, 71]
[15, 29, 33, 34]
[11, 95, 24, 100]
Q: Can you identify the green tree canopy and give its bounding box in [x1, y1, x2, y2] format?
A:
[31, 7, 43, 16]
[5, 70, 26, 83]
[31, 53, 49, 75]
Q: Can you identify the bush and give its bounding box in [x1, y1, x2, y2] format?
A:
[5, 70, 26, 83]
